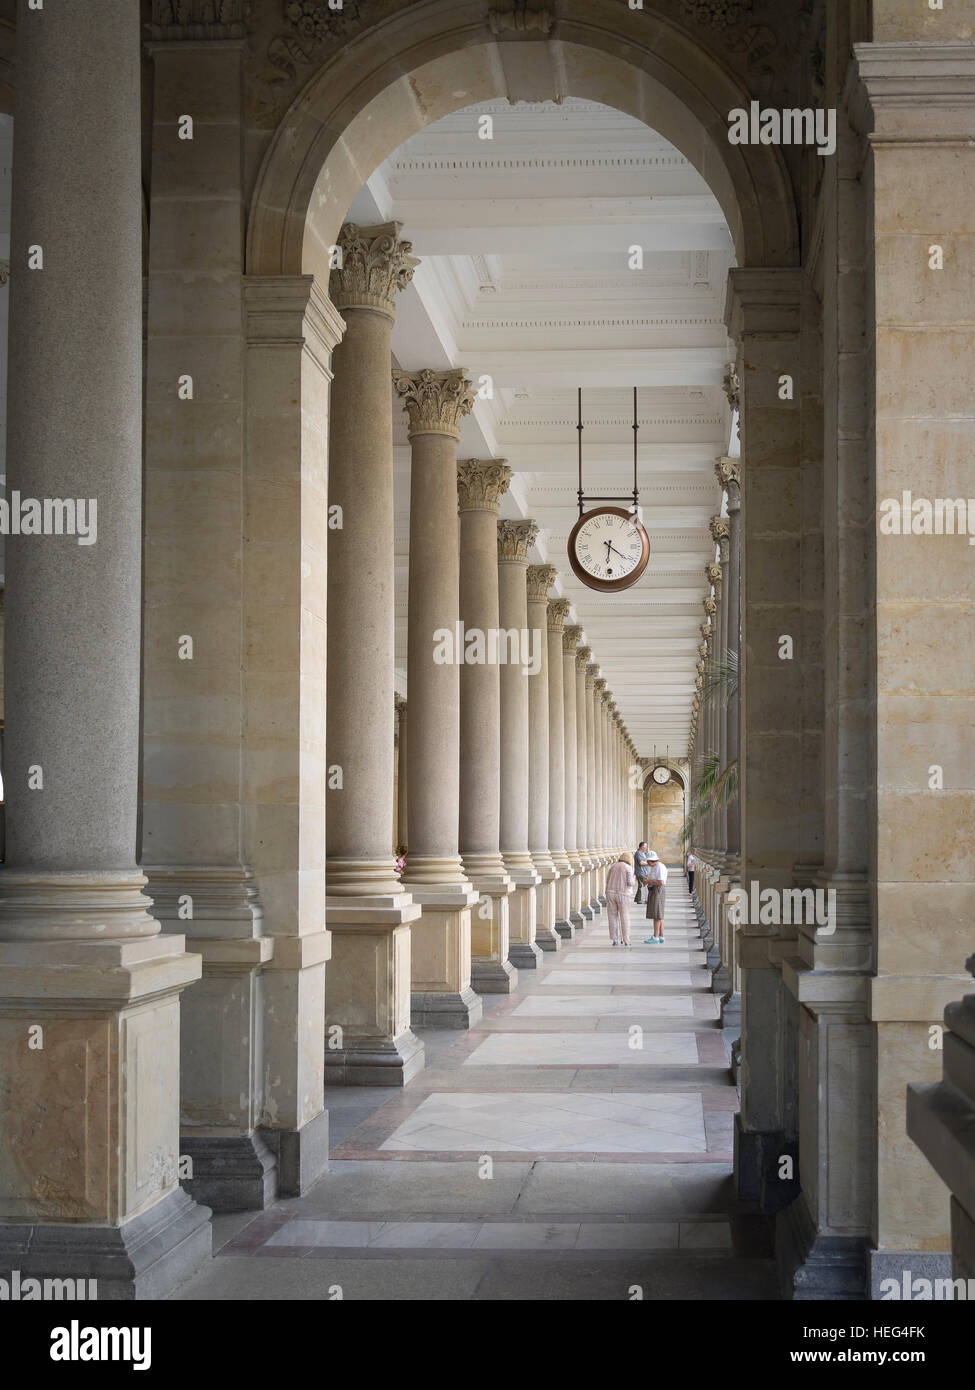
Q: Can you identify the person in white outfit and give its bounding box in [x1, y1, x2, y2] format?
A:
[606, 852, 637, 946]
[643, 852, 669, 942]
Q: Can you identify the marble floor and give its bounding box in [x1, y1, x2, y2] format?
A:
[179, 875, 778, 1301]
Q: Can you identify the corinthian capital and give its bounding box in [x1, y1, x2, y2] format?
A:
[576, 643, 592, 671]
[457, 459, 512, 513]
[497, 518, 538, 563]
[710, 515, 731, 545]
[706, 561, 723, 588]
[715, 455, 741, 496]
[329, 223, 419, 317]
[594, 677, 607, 696]
[563, 624, 583, 654]
[547, 597, 571, 632]
[393, 368, 475, 440]
[585, 662, 598, 690]
[703, 595, 717, 619]
[526, 563, 557, 602]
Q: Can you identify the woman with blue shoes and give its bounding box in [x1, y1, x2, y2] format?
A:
[643, 851, 668, 943]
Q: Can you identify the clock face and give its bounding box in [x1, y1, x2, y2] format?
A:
[652, 765, 671, 785]
[567, 507, 650, 592]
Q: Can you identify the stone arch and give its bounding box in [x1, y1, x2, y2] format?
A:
[246, 0, 799, 280]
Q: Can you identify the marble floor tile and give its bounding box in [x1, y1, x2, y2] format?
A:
[541, 970, 696, 987]
[512, 995, 697, 1018]
[463, 1032, 701, 1067]
[378, 1091, 708, 1154]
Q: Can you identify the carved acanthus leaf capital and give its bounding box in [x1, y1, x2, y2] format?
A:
[706, 561, 723, 588]
[394, 368, 475, 441]
[526, 563, 557, 602]
[547, 597, 571, 632]
[497, 518, 538, 563]
[585, 662, 598, 689]
[329, 222, 418, 316]
[715, 456, 741, 498]
[710, 515, 731, 545]
[457, 459, 512, 513]
[563, 624, 583, 654]
[576, 643, 592, 671]
[703, 595, 718, 618]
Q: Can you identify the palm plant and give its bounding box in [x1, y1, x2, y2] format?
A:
[683, 649, 739, 846]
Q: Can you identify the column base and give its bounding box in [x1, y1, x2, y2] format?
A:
[412, 986, 483, 1029]
[325, 1030, 426, 1087]
[735, 1115, 800, 1213]
[472, 957, 518, 993]
[261, 1109, 330, 1199]
[179, 1132, 277, 1213]
[720, 990, 741, 1036]
[535, 927, 561, 952]
[580, 903, 594, 922]
[775, 1192, 868, 1301]
[0, 1186, 211, 1302]
[554, 919, 573, 940]
[509, 940, 544, 969]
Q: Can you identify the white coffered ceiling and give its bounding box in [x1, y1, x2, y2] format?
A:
[346, 97, 737, 756]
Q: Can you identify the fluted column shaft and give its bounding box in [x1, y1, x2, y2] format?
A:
[562, 625, 584, 930]
[575, 646, 593, 919]
[498, 521, 543, 967]
[457, 460, 515, 992]
[547, 597, 573, 939]
[395, 368, 481, 1029]
[527, 565, 561, 950]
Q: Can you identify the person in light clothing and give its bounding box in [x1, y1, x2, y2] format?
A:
[606, 852, 637, 947]
[643, 852, 669, 942]
[686, 851, 695, 895]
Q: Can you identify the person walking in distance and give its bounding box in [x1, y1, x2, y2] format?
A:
[686, 850, 695, 896]
[606, 852, 637, 947]
[634, 841, 651, 904]
[643, 851, 668, 943]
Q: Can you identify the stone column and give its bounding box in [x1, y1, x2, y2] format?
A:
[547, 597, 573, 939]
[325, 223, 424, 1084]
[498, 520, 543, 968]
[717, 460, 742, 865]
[0, 0, 209, 1297]
[726, 268, 807, 1245]
[526, 565, 561, 951]
[593, 678, 608, 899]
[711, 516, 731, 862]
[457, 460, 516, 993]
[396, 695, 408, 853]
[586, 662, 602, 912]
[562, 626, 585, 930]
[395, 368, 481, 1028]
[575, 645, 594, 920]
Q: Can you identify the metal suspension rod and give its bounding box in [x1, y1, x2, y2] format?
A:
[577, 386, 584, 516]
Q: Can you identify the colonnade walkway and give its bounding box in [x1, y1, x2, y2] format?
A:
[179, 879, 778, 1300]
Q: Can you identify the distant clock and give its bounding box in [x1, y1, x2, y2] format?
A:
[652, 765, 671, 785]
[567, 506, 650, 593]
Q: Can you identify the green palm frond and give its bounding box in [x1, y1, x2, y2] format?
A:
[701, 649, 738, 708]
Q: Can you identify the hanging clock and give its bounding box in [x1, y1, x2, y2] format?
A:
[651, 764, 671, 785]
[567, 386, 651, 593]
[568, 506, 650, 591]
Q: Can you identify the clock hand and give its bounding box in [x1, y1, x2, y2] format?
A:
[607, 542, 628, 561]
